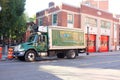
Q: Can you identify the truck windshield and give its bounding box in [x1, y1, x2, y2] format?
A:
[27, 34, 38, 42]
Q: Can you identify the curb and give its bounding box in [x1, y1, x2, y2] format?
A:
[78, 51, 120, 57]
[89, 51, 120, 56]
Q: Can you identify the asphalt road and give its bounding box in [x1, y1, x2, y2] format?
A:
[0, 51, 120, 80]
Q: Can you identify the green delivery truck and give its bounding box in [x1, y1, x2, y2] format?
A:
[14, 26, 86, 62]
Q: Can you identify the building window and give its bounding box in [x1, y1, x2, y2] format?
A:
[101, 20, 111, 29]
[67, 14, 73, 24]
[38, 18, 43, 26]
[52, 14, 57, 25]
[85, 17, 97, 27]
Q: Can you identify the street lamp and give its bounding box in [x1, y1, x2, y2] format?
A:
[86, 25, 89, 55]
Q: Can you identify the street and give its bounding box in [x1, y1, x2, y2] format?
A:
[0, 51, 120, 80]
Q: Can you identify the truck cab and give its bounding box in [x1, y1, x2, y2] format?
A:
[14, 32, 48, 62]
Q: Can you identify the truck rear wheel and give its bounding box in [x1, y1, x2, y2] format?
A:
[25, 50, 36, 62]
[57, 53, 65, 58]
[66, 50, 76, 59]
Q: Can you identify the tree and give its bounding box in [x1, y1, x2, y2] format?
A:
[0, 0, 26, 45]
[26, 15, 36, 23]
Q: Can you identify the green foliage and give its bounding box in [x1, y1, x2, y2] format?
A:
[0, 0, 26, 42]
[27, 15, 36, 22]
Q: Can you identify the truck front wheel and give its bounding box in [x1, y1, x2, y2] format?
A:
[25, 50, 36, 62]
[66, 50, 76, 59]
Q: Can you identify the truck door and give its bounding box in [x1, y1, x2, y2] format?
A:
[36, 35, 47, 52]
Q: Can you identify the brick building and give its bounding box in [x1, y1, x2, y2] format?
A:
[36, 2, 120, 52]
[82, 0, 109, 11]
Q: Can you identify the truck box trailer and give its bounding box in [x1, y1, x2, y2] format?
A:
[14, 26, 86, 62]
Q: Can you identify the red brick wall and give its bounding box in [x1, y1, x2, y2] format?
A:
[36, 19, 38, 25]
[62, 4, 80, 13]
[60, 11, 67, 27]
[48, 15, 52, 26]
[82, 0, 108, 11]
[81, 4, 113, 20]
[99, 1, 108, 11]
[74, 14, 80, 28]
[113, 18, 119, 23]
[36, 10, 46, 17]
[57, 12, 62, 26]
[79, 15, 81, 28]
[43, 16, 48, 26]
[48, 6, 60, 13]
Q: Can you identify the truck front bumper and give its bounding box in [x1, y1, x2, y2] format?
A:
[13, 51, 25, 57]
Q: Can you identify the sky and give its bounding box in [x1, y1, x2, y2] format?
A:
[25, 0, 120, 17]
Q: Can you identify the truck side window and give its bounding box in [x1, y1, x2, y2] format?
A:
[39, 35, 46, 42]
[38, 36, 41, 43]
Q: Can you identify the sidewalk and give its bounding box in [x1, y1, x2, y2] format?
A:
[79, 51, 120, 56]
[88, 51, 120, 56]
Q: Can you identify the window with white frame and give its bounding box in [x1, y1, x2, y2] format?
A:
[52, 14, 57, 25]
[101, 20, 111, 29]
[85, 17, 97, 27]
[67, 14, 73, 24]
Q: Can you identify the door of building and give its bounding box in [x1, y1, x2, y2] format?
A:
[99, 35, 109, 52]
[86, 34, 96, 53]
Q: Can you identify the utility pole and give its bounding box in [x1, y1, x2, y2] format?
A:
[86, 26, 89, 55]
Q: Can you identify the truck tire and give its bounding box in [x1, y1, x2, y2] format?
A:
[25, 50, 36, 62]
[66, 50, 76, 59]
[57, 53, 65, 58]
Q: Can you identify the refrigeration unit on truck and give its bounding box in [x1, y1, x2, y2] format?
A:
[14, 26, 86, 62]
